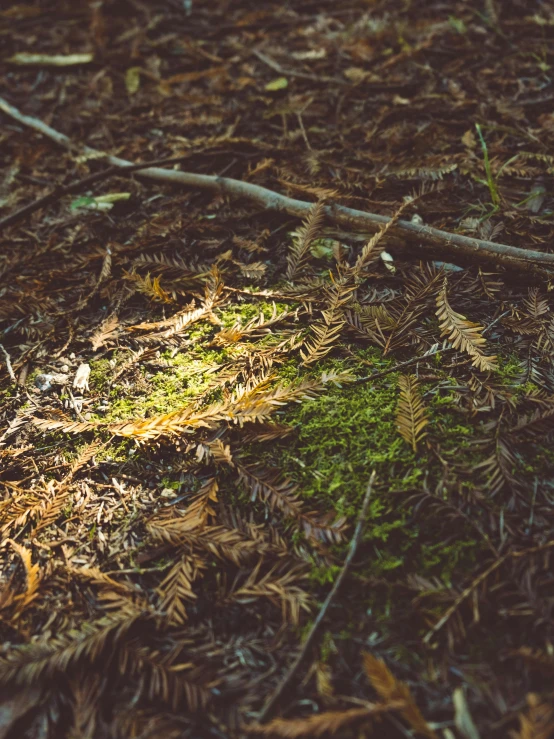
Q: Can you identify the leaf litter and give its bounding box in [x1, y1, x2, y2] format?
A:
[0, 1, 553, 737]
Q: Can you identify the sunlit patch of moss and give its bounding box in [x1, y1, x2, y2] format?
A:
[102, 352, 221, 423]
[251, 349, 490, 589]
[89, 358, 114, 393]
[216, 301, 293, 328]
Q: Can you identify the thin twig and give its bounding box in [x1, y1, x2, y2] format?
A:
[0, 344, 17, 383]
[0, 155, 191, 231]
[1, 96, 552, 272]
[257, 471, 376, 723]
[423, 540, 554, 644]
[351, 346, 448, 386]
[351, 310, 509, 385]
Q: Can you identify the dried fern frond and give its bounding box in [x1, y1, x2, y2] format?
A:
[396, 375, 429, 452]
[235, 260, 267, 281]
[126, 271, 175, 304]
[90, 314, 119, 351]
[509, 693, 554, 739]
[33, 417, 97, 435]
[212, 303, 294, 346]
[9, 540, 41, 613]
[118, 642, 214, 712]
[181, 477, 219, 529]
[225, 559, 312, 624]
[236, 463, 304, 521]
[65, 441, 104, 480]
[148, 520, 264, 565]
[67, 671, 103, 739]
[132, 251, 210, 281]
[346, 304, 395, 347]
[236, 464, 347, 543]
[352, 198, 413, 277]
[436, 278, 497, 372]
[524, 287, 550, 319]
[475, 434, 520, 496]
[300, 284, 353, 365]
[287, 200, 326, 280]
[509, 406, 554, 439]
[246, 703, 402, 737]
[363, 652, 438, 739]
[383, 264, 443, 355]
[0, 609, 144, 686]
[158, 555, 205, 625]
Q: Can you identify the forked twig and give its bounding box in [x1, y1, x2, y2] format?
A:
[257, 471, 376, 723]
[1, 96, 552, 272]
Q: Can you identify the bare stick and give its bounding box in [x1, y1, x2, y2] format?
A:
[257, 471, 376, 723]
[1, 96, 552, 272]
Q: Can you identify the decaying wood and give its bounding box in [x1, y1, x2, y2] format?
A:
[1, 96, 552, 273]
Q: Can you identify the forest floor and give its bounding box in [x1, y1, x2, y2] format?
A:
[0, 1, 553, 737]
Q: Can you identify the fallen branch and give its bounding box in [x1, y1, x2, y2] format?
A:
[257, 471, 376, 723]
[1, 96, 553, 273]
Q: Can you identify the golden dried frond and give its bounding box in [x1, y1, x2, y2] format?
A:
[9, 540, 41, 612]
[67, 565, 151, 614]
[0, 489, 46, 536]
[0, 609, 143, 686]
[132, 251, 210, 280]
[300, 285, 353, 365]
[226, 559, 312, 624]
[65, 441, 104, 480]
[509, 693, 554, 739]
[196, 438, 234, 466]
[148, 520, 263, 565]
[213, 303, 294, 346]
[90, 314, 119, 351]
[158, 555, 205, 625]
[127, 271, 175, 304]
[396, 375, 429, 452]
[109, 374, 329, 440]
[180, 477, 219, 529]
[246, 703, 403, 737]
[34, 417, 97, 434]
[67, 565, 133, 594]
[134, 304, 210, 344]
[238, 463, 348, 543]
[98, 245, 113, 283]
[363, 652, 438, 739]
[287, 200, 327, 280]
[31, 480, 73, 535]
[346, 304, 396, 347]
[436, 278, 496, 372]
[352, 198, 413, 277]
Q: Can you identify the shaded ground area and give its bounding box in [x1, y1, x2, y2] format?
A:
[0, 1, 553, 737]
